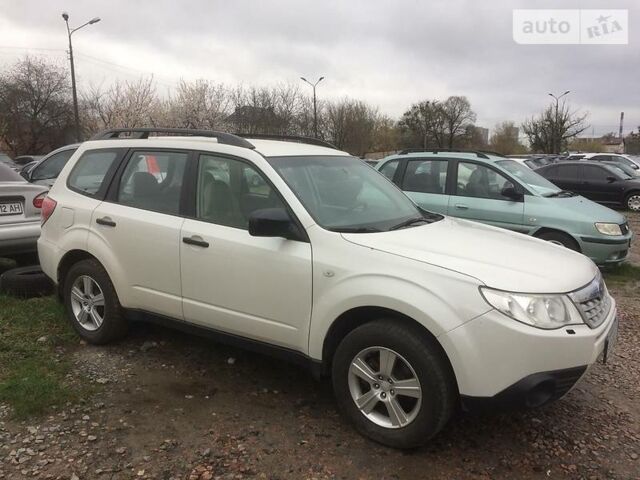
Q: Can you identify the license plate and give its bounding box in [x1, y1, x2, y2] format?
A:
[0, 202, 23, 215]
[603, 317, 618, 364]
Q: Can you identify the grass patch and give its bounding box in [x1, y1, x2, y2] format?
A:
[0, 294, 81, 418]
[602, 263, 640, 284]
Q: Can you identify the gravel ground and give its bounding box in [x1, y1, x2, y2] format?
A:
[1, 214, 639, 480]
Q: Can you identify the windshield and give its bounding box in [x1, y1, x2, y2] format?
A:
[604, 164, 633, 180]
[496, 159, 562, 196]
[267, 155, 439, 232]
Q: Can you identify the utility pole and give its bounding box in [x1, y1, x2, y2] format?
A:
[62, 12, 101, 142]
[300, 76, 324, 138]
[548, 91, 570, 153]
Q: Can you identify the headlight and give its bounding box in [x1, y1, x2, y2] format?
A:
[595, 222, 622, 236]
[480, 287, 583, 329]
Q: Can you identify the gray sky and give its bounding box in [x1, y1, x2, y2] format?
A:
[0, 0, 638, 137]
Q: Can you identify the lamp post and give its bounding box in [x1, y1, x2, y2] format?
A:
[548, 90, 570, 153]
[62, 12, 101, 142]
[300, 76, 324, 138]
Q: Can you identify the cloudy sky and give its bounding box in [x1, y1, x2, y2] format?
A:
[0, 0, 638, 137]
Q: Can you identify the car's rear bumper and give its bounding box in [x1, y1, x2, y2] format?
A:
[37, 236, 59, 284]
[0, 221, 41, 255]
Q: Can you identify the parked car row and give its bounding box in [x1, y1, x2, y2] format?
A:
[376, 150, 632, 265]
[36, 128, 618, 449]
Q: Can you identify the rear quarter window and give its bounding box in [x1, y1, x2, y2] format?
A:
[67, 149, 124, 198]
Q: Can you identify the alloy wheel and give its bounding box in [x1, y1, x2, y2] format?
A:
[347, 346, 422, 429]
[628, 195, 640, 212]
[70, 275, 105, 331]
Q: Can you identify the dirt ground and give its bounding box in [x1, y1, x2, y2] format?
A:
[1, 214, 640, 480]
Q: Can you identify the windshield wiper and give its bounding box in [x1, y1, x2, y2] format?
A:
[331, 226, 382, 233]
[390, 216, 428, 231]
[544, 190, 576, 198]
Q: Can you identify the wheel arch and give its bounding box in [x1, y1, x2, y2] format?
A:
[532, 227, 581, 252]
[320, 306, 458, 392]
[56, 250, 99, 298]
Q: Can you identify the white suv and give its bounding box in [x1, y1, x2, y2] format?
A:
[38, 129, 618, 448]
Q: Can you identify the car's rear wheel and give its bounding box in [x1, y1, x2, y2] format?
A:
[536, 231, 579, 251]
[625, 193, 640, 212]
[63, 259, 127, 344]
[332, 319, 456, 448]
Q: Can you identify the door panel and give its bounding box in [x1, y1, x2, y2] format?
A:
[180, 153, 312, 351]
[580, 165, 621, 204]
[448, 161, 524, 230]
[400, 159, 450, 214]
[88, 150, 190, 319]
[180, 220, 312, 349]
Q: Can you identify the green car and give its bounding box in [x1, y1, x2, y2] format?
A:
[377, 150, 633, 265]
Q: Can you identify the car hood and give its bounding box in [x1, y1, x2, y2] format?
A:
[545, 194, 627, 223]
[341, 217, 598, 293]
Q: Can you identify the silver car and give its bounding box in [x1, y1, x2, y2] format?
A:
[0, 163, 48, 258]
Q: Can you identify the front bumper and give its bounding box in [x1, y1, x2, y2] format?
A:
[439, 297, 617, 403]
[578, 234, 632, 265]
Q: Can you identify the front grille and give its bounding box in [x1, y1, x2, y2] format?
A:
[620, 222, 629, 235]
[569, 274, 611, 329]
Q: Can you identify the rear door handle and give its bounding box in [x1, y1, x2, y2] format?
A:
[454, 204, 469, 210]
[96, 217, 116, 227]
[182, 236, 209, 248]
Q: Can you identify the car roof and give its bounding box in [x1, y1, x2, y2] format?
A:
[78, 137, 349, 158]
[381, 151, 508, 165]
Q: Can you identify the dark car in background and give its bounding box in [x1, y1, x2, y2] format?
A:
[537, 160, 640, 211]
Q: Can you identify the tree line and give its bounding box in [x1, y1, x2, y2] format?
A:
[0, 56, 588, 157]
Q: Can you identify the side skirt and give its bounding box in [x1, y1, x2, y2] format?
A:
[123, 309, 324, 379]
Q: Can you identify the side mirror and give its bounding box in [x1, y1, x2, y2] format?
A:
[606, 176, 617, 183]
[248, 208, 302, 240]
[501, 184, 524, 201]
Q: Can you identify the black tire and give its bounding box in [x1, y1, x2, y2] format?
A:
[332, 319, 457, 449]
[0, 266, 53, 298]
[10, 252, 40, 267]
[536, 231, 579, 251]
[63, 259, 128, 344]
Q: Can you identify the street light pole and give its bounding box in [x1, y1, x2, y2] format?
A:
[300, 76, 324, 138]
[548, 90, 570, 154]
[62, 12, 101, 142]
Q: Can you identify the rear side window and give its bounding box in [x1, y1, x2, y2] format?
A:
[583, 165, 607, 181]
[555, 164, 579, 180]
[117, 151, 189, 215]
[402, 159, 448, 194]
[67, 150, 121, 197]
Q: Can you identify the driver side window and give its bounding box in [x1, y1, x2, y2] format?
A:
[456, 162, 512, 200]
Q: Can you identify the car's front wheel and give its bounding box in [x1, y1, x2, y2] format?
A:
[536, 231, 579, 251]
[332, 319, 456, 448]
[63, 259, 127, 344]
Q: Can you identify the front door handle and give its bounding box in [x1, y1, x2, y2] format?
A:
[454, 204, 469, 210]
[96, 217, 116, 227]
[182, 236, 209, 248]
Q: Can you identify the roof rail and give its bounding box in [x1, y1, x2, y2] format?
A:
[89, 128, 255, 149]
[398, 148, 490, 159]
[235, 133, 338, 150]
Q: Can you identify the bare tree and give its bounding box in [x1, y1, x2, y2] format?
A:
[324, 98, 379, 156]
[82, 77, 162, 134]
[523, 102, 589, 153]
[0, 57, 73, 155]
[398, 100, 446, 149]
[489, 121, 526, 155]
[441, 96, 477, 148]
[165, 79, 231, 130]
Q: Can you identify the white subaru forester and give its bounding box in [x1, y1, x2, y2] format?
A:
[38, 129, 618, 448]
